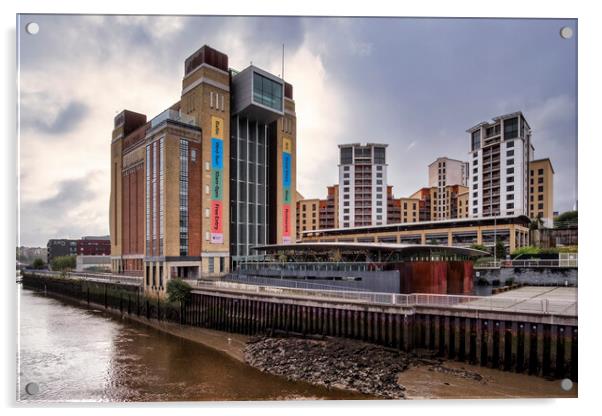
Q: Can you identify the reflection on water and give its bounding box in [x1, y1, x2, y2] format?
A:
[17, 288, 364, 402]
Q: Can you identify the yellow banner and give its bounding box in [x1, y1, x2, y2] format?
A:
[211, 116, 224, 139]
[283, 137, 292, 154]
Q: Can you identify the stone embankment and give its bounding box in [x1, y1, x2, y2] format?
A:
[244, 336, 484, 399]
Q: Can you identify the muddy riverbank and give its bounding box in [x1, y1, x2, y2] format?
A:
[244, 336, 578, 400]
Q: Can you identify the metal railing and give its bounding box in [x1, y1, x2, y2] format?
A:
[193, 280, 577, 317]
[475, 259, 578, 269]
[222, 274, 370, 292]
[238, 261, 385, 273]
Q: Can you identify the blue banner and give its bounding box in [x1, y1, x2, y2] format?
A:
[211, 138, 223, 170]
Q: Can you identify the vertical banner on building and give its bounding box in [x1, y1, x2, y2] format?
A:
[282, 137, 292, 243]
[210, 116, 224, 244]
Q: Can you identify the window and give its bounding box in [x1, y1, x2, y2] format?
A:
[503, 117, 518, 139]
[507, 150, 514, 157]
[376, 194, 382, 199]
[471, 130, 481, 151]
[344, 208, 349, 213]
[376, 187, 382, 192]
[179, 139, 189, 256]
[343, 173, 349, 178]
[538, 203, 544, 209]
[538, 194, 544, 201]
[343, 201, 349, 206]
[538, 177, 544, 184]
[507, 203, 514, 209]
[506, 167, 514, 174]
[208, 257, 215, 273]
[472, 191, 478, 198]
[538, 186, 544, 192]
[473, 167, 478, 174]
[507, 158, 514, 166]
[530, 170, 534, 176]
[376, 173, 382, 178]
[507, 185, 514, 192]
[340, 147, 352, 164]
[374, 147, 386, 164]
[473, 184, 477, 189]
[376, 208, 382, 213]
[252, 72, 283, 111]
[506, 140, 515, 148]
[343, 180, 349, 185]
[376, 165, 383, 171]
[507, 194, 514, 200]
[344, 166, 350, 171]
[472, 159, 478, 166]
[473, 176, 478, 182]
[473, 199, 478, 206]
[507, 176, 514, 183]
[538, 168, 544, 175]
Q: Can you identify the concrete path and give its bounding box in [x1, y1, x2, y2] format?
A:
[457, 286, 577, 316]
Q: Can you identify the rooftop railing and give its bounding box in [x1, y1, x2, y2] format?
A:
[192, 280, 577, 317]
[150, 109, 196, 128]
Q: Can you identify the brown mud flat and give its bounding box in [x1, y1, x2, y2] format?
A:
[245, 336, 578, 400]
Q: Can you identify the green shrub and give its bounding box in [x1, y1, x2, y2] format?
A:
[32, 258, 45, 269]
[166, 278, 192, 304]
[505, 277, 515, 286]
[51, 255, 76, 271]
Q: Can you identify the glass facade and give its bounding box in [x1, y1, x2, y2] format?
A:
[471, 130, 481, 151]
[253, 72, 283, 112]
[179, 139, 189, 256]
[340, 147, 352, 164]
[374, 146, 386, 164]
[230, 116, 269, 259]
[504, 117, 518, 139]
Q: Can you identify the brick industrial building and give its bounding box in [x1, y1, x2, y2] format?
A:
[110, 45, 297, 293]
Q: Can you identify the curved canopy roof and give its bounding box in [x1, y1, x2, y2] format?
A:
[251, 242, 488, 257]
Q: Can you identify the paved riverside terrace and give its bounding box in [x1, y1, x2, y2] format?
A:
[193, 280, 577, 318]
[453, 286, 577, 316]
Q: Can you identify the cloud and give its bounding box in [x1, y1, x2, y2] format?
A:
[18, 172, 108, 245]
[17, 15, 577, 246]
[21, 98, 89, 135]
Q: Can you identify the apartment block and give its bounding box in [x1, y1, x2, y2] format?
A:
[338, 143, 388, 228]
[529, 158, 554, 227]
[319, 185, 339, 230]
[457, 189, 469, 218]
[296, 197, 321, 233]
[428, 157, 469, 220]
[386, 186, 420, 224]
[467, 112, 532, 218]
[109, 45, 296, 294]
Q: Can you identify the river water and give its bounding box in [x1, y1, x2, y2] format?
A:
[17, 288, 364, 402]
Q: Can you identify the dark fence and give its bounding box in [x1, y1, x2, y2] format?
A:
[22, 274, 183, 324]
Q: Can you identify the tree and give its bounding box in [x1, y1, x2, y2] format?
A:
[32, 258, 45, 269]
[166, 278, 192, 305]
[529, 216, 544, 231]
[51, 255, 76, 272]
[494, 238, 506, 260]
[470, 244, 488, 253]
[554, 210, 578, 228]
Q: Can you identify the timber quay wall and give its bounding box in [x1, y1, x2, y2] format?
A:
[21, 272, 577, 381]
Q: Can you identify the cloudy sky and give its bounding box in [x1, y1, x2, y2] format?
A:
[17, 15, 577, 247]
